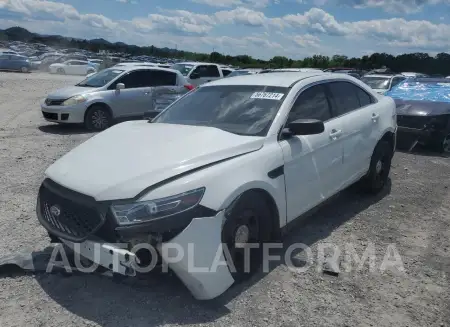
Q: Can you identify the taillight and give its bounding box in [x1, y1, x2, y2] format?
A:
[184, 84, 194, 91]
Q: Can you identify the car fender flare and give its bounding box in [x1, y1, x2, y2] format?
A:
[218, 181, 284, 235]
[84, 102, 114, 119]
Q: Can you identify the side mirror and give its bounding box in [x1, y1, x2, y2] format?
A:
[189, 71, 200, 79]
[284, 119, 324, 136]
[116, 83, 125, 90]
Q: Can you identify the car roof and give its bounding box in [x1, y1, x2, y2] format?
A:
[363, 74, 399, 78]
[204, 72, 343, 87]
[111, 65, 183, 74]
[175, 61, 217, 66]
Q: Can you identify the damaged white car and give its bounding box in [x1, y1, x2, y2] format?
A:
[36, 72, 397, 300]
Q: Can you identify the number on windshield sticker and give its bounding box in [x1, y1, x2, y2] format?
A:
[250, 92, 284, 100]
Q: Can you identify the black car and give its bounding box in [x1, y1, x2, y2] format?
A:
[385, 78, 450, 153]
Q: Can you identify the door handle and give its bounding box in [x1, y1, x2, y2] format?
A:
[372, 113, 379, 121]
[329, 129, 342, 140]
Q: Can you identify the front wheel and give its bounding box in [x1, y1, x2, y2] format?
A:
[84, 105, 112, 131]
[21, 66, 29, 73]
[360, 141, 392, 194]
[57, 68, 65, 74]
[221, 191, 273, 283]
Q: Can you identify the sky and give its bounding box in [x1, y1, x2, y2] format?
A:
[0, 0, 449, 60]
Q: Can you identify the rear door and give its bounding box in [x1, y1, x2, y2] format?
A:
[280, 83, 345, 222]
[149, 70, 186, 115]
[107, 70, 154, 118]
[327, 81, 378, 185]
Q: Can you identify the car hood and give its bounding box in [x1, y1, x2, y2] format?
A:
[394, 99, 450, 116]
[47, 85, 98, 99]
[45, 121, 265, 200]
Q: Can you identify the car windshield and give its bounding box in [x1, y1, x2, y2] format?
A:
[76, 68, 124, 87]
[227, 70, 253, 77]
[170, 63, 194, 76]
[361, 76, 391, 89]
[153, 85, 289, 136]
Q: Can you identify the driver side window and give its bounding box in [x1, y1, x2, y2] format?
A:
[192, 65, 208, 78]
[287, 84, 332, 124]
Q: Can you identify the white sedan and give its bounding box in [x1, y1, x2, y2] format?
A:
[49, 60, 97, 75]
[35, 72, 397, 300]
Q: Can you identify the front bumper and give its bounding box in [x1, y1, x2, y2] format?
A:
[41, 102, 87, 124]
[36, 179, 234, 300]
[56, 211, 234, 300]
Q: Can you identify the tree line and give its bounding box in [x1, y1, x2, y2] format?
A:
[2, 26, 450, 75]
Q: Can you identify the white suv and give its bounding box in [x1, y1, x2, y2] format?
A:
[36, 72, 397, 300]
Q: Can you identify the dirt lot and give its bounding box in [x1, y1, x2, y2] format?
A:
[0, 71, 449, 327]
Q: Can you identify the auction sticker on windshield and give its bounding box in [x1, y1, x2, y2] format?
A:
[250, 92, 284, 100]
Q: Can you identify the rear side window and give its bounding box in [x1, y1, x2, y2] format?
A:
[150, 70, 177, 86]
[206, 65, 220, 77]
[222, 69, 232, 76]
[288, 84, 331, 123]
[356, 87, 373, 107]
[327, 82, 361, 116]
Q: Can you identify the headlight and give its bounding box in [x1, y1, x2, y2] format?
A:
[62, 95, 87, 106]
[111, 187, 205, 225]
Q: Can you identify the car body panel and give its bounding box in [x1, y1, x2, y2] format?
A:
[44, 120, 265, 200]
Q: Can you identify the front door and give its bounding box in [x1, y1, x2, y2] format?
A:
[280, 83, 345, 222]
[107, 70, 154, 118]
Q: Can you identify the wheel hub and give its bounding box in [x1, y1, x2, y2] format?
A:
[92, 110, 108, 129]
[234, 225, 250, 248]
[443, 134, 450, 153]
[375, 160, 383, 174]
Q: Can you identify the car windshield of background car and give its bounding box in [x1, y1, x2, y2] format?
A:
[77, 68, 125, 87]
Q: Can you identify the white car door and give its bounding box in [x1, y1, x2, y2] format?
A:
[327, 81, 379, 185]
[279, 83, 345, 222]
[63, 61, 76, 74]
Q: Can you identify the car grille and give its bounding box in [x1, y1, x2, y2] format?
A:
[38, 180, 105, 242]
[397, 115, 429, 130]
[45, 98, 65, 106]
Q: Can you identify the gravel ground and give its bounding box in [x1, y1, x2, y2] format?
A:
[0, 71, 449, 327]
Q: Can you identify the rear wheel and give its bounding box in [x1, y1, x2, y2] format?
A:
[360, 141, 392, 194]
[84, 105, 112, 131]
[221, 191, 273, 282]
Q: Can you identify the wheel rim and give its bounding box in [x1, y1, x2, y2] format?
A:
[442, 134, 450, 153]
[91, 110, 109, 129]
[374, 155, 388, 188]
[21, 66, 28, 73]
[57, 68, 64, 74]
[225, 209, 261, 274]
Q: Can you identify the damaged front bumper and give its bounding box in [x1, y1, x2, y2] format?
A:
[396, 114, 449, 151]
[36, 179, 235, 300]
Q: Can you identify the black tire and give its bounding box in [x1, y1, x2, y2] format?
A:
[57, 68, 65, 74]
[84, 105, 112, 131]
[221, 191, 273, 283]
[360, 141, 392, 194]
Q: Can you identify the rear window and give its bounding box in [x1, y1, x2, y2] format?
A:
[170, 64, 194, 76]
[361, 76, 391, 90]
[153, 85, 289, 136]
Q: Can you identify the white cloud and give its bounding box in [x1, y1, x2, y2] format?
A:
[190, 0, 271, 8]
[0, 0, 449, 59]
[314, 0, 450, 14]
